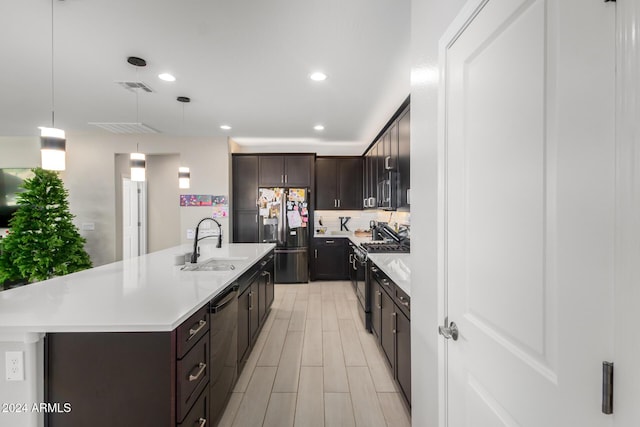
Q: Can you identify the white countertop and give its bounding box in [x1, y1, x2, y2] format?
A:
[367, 253, 411, 296]
[0, 242, 275, 334]
[314, 232, 411, 296]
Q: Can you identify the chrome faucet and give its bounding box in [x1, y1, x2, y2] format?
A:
[190, 217, 222, 263]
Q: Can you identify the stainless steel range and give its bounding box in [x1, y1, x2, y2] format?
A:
[355, 237, 410, 332]
[360, 242, 410, 253]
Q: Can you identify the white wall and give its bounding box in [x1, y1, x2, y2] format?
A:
[0, 132, 229, 266]
[409, 1, 466, 426]
[146, 154, 181, 253]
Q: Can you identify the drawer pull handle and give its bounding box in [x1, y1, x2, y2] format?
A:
[381, 279, 390, 287]
[189, 362, 207, 382]
[398, 296, 410, 308]
[261, 260, 268, 267]
[371, 267, 379, 272]
[197, 418, 207, 427]
[326, 240, 335, 243]
[188, 320, 207, 340]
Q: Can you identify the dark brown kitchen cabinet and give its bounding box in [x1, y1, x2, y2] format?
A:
[46, 305, 212, 427]
[397, 106, 411, 210]
[237, 251, 275, 373]
[233, 210, 259, 243]
[310, 237, 349, 280]
[380, 280, 395, 368]
[371, 282, 382, 340]
[233, 155, 258, 210]
[259, 154, 314, 187]
[258, 257, 274, 323]
[363, 97, 410, 211]
[369, 261, 411, 409]
[232, 155, 259, 243]
[396, 307, 411, 406]
[364, 148, 378, 208]
[315, 157, 363, 210]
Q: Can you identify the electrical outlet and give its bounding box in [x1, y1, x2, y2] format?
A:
[5, 351, 24, 381]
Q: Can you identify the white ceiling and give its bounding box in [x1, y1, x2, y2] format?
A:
[0, 0, 411, 155]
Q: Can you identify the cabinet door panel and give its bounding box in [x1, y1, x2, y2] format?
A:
[233, 156, 258, 210]
[337, 158, 363, 210]
[233, 210, 258, 243]
[398, 107, 410, 209]
[380, 288, 395, 369]
[315, 158, 338, 209]
[237, 287, 250, 366]
[396, 309, 411, 407]
[285, 155, 313, 187]
[259, 156, 285, 186]
[371, 283, 382, 340]
[311, 239, 348, 280]
[249, 281, 260, 343]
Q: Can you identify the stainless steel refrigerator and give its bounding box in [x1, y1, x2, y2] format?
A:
[258, 187, 309, 283]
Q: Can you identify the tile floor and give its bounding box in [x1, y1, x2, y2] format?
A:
[218, 281, 411, 427]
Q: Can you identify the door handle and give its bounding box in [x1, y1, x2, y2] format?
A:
[438, 320, 459, 341]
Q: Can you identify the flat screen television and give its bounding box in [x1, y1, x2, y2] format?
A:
[0, 168, 34, 228]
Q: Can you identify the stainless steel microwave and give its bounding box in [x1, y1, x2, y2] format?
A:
[377, 171, 395, 210]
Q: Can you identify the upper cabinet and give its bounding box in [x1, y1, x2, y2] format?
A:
[397, 106, 410, 210]
[315, 157, 363, 210]
[363, 99, 410, 211]
[258, 154, 314, 187]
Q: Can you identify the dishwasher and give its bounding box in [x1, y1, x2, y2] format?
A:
[208, 285, 238, 425]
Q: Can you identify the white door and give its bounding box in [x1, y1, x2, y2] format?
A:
[122, 177, 147, 259]
[440, 0, 615, 426]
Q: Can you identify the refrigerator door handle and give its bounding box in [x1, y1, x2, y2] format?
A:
[280, 190, 286, 245]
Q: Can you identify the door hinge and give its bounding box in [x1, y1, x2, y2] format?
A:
[602, 361, 614, 415]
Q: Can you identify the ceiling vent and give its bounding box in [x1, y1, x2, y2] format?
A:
[115, 81, 154, 93]
[88, 122, 159, 134]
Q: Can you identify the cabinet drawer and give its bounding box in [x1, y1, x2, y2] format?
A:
[371, 265, 394, 296]
[177, 335, 210, 422]
[176, 305, 209, 359]
[178, 388, 209, 427]
[395, 286, 410, 319]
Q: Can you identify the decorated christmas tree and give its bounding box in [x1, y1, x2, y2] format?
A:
[0, 168, 92, 283]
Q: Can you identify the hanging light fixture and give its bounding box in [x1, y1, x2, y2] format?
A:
[128, 56, 147, 181]
[177, 96, 191, 188]
[130, 151, 146, 182]
[178, 167, 190, 189]
[40, 0, 66, 171]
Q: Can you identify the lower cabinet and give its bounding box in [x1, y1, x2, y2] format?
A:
[46, 250, 276, 427]
[310, 237, 349, 280]
[238, 251, 275, 374]
[369, 261, 412, 409]
[46, 305, 211, 427]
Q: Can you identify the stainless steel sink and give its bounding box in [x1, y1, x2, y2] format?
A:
[181, 259, 237, 272]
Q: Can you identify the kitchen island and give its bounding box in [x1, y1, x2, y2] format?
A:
[0, 242, 275, 427]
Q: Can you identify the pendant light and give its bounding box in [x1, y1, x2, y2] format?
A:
[177, 96, 191, 189]
[40, 0, 66, 171]
[128, 56, 147, 181]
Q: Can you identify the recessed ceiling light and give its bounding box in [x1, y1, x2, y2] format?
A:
[314, 125, 325, 131]
[220, 125, 232, 130]
[158, 73, 176, 82]
[309, 72, 327, 81]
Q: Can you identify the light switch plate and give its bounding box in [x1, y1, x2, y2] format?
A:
[5, 351, 24, 381]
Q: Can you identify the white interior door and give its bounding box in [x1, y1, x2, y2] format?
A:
[440, 0, 615, 426]
[122, 177, 147, 259]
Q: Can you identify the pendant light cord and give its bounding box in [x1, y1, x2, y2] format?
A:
[50, 0, 55, 128]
